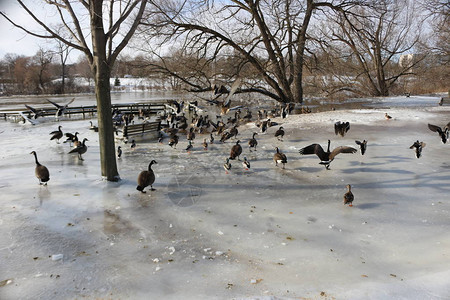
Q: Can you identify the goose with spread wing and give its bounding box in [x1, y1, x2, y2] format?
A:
[299, 140, 357, 170]
[46, 98, 75, 117]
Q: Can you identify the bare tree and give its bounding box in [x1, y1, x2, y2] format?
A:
[322, 0, 425, 96]
[33, 47, 54, 93]
[53, 39, 73, 94]
[1, 0, 147, 181]
[140, 0, 369, 104]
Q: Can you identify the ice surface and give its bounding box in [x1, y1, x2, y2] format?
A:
[0, 95, 449, 299]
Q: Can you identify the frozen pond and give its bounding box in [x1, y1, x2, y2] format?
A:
[0, 95, 449, 299]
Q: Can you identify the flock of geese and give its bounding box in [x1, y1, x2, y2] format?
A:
[31, 98, 449, 206]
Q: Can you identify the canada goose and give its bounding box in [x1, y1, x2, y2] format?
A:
[46, 98, 75, 118]
[273, 147, 287, 169]
[158, 131, 164, 143]
[117, 146, 122, 158]
[261, 120, 268, 133]
[275, 126, 285, 141]
[299, 140, 357, 170]
[64, 132, 79, 145]
[334, 121, 350, 137]
[229, 140, 242, 160]
[248, 132, 258, 151]
[68, 138, 88, 160]
[438, 97, 443, 106]
[137, 160, 157, 193]
[130, 140, 136, 150]
[169, 134, 179, 148]
[343, 184, 354, 207]
[230, 125, 238, 139]
[49, 125, 63, 143]
[409, 140, 426, 158]
[202, 139, 208, 150]
[223, 158, 231, 174]
[30, 151, 50, 185]
[355, 140, 368, 155]
[385, 113, 392, 120]
[209, 133, 215, 144]
[25, 104, 45, 119]
[186, 140, 193, 152]
[242, 157, 250, 170]
[89, 121, 99, 132]
[428, 123, 448, 144]
[187, 127, 196, 142]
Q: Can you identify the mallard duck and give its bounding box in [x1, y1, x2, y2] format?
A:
[273, 147, 287, 169]
[202, 139, 208, 150]
[50, 125, 63, 143]
[137, 160, 157, 193]
[343, 184, 354, 207]
[229, 140, 242, 160]
[223, 158, 231, 174]
[30, 151, 50, 185]
[187, 127, 196, 142]
[186, 140, 193, 152]
[275, 126, 285, 141]
[355, 140, 368, 155]
[428, 123, 448, 144]
[117, 146, 122, 158]
[299, 140, 357, 170]
[242, 157, 250, 170]
[409, 140, 426, 158]
[68, 138, 88, 160]
[169, 134, 179, 148]
[248, 132, 258, 151]
[334, 121, 350, 137]
[385, 113, 392, 120]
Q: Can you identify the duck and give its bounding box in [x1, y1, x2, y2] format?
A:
[89, 121, 99, 132]
[273, 147, 287, 169]
[343, 184, 354, 207]
[229, 140, 242, 160]
[209, 133, 215, 144]
[299, 140, 357, 170]
[223, 158, 232, 174]
[275, 126, 285, 141]
[46, 98, 75, 118]
[117, 146, 122, 158]
[30, 151, 50, 185]
[409, 140, 426, 158]
[248, 132, 258, 151]
[202, 139, 208, 150]
[187, 127, 196, 142]
[242, 157, 250, 170]
[130, 139, 136, 150]
[64, 132, 79, 145]
[334, 121, 350, 137]
[186, 140, 193, 152]
[355, 140, 368, 155]
[169, 134, 179, 148]
[385, 113, 392, 120]
[68, 138, 88, 160]
[49, 125, 63, 143]
[136, 160, 157, 193]
[428, 123, 448, 144]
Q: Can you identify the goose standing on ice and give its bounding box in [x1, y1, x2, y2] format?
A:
[50, 126, 63, 143]
[117, 146, 122, 158]
[248, 132, 258, 151]
[275, 126, 285, 141]
[229, 140, 242, 160]
[30, 151, 50, 185]
[273, 147, 287, 169]
[69, 138, 88, 160]
[137, 160, 157, 193]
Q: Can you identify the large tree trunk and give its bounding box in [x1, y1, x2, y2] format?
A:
[91, 0, 119, 181]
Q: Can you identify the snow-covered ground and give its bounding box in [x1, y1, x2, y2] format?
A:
[0, 95, 449, 299]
